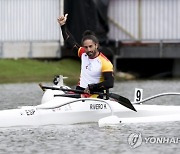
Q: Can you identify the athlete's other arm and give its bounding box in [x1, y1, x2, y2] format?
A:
[88, 72, 114, 92]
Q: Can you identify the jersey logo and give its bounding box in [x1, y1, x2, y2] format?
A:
[85, 63, 92, 71]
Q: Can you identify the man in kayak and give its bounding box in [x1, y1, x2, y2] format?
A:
[57, 14, 114, 98]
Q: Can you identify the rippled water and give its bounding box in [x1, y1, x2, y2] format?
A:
[0, 80, 180, 154]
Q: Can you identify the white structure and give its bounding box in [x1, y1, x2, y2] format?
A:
[0, 0, 63, 58]
[0, 0, 179, 58]
[108, 0, 180, 42]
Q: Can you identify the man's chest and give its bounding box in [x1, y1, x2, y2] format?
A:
[81, 55, 102, 75]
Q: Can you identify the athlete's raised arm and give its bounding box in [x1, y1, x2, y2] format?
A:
[57, 14, 80, 52]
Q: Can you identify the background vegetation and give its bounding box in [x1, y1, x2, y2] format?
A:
[0, 58, 81, 85]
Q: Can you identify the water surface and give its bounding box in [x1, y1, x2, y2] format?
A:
[0, 80, 180, 154]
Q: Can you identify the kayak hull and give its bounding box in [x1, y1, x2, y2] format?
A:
[0, 97, 180, 127]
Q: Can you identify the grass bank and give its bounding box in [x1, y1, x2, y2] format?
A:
[0, 58, 81, 85]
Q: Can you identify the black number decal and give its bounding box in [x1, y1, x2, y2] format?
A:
[136, 90, 141, 102]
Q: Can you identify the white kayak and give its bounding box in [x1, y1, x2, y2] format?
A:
[0, 76, 180, 128]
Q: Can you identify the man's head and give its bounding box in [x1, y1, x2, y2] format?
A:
[81, 30, 99, 58]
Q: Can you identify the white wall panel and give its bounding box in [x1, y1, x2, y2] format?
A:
[0, 0, 61, 41]
[1, 0, 179, 42]
[108, 0, 180, 41]
[108, 0, 138, 40]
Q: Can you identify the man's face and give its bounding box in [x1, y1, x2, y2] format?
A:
[83, 39, 98, 58]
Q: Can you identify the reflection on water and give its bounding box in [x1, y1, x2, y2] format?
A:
[0, 80, 180, 154]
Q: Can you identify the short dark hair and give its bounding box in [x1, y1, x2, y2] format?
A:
[81, 30, 99, 45]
